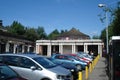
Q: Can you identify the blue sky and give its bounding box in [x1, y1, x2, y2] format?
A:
[0, 0, 119, 38]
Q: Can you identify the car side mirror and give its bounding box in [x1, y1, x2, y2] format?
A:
[30, 66, 36, 70]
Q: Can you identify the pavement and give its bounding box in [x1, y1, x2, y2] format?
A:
[88, 57, 109, 80]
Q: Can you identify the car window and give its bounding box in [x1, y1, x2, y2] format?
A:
[55, 55, 64, 59]
[2, 56, 19, 66]
[33, 57, 56, 68]
[0, 56, 3, 63]
[19, 57, 36, 68]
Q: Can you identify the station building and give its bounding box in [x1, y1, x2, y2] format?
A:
[36, 28, 104, 56]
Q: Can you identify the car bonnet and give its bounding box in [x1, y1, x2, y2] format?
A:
[48, 65, 71, 75]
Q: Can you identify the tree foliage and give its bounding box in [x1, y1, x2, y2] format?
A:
[24, 28, 39, 41]
[48, 29, 60, 40]
[100, 2, 120, 41]
[37, 26, 47, 39]
[4, 21, 39, 41]
[7, 21, 25, 35]
[92, 35, 100, 39]
[112, 6, 120, 36]
[4, 21, 65, 41]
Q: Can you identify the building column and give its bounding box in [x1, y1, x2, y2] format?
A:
[72, 44, 76, 53]
[59, 44, 63, 54]
[39, 45, 42, 55]
[5, 43, 9, 52]
[98, 45, 102, 56]
[22, 45, 25, 53]
[27, 45, 30, 52]
[36, 45, 39, 54]
[36, 45, 43, 54]
[47, 45, 51, 56]
[13, 44, 17, 53]
[84, 44, 88, 53]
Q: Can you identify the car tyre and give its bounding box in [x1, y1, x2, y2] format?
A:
[42, 78, 51, 80]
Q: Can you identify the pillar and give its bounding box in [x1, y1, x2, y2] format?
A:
[47, 45, 51, 56]
[59, 44, 63, 54]
[22, 45, 25, 53]
[5, 43, 9, 52]
[36, 45, 39, 54]
[98, 45, 102, 56]
[72, 44, 76, 53]
[27, 45, 30, 52]
[84, 44, 88, 53]
[13, 44, 17, 53]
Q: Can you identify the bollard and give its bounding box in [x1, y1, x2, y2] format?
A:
[78, 68, 82, 80]
[85, 66, 88, 80]
[89, 62, 92, 73]
[94, 57, 97, 66]
[92, 60, 94, 69]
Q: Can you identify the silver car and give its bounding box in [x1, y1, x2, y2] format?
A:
[0, 54, 72, 80]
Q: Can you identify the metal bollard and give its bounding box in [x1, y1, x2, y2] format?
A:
[85, 66, 88, 80]
[78, 68, 82, 80]
[92, 60, 94, 69]
[89, 62, 92, 73]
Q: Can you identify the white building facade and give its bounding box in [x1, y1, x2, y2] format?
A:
[36, 39, 104, 57]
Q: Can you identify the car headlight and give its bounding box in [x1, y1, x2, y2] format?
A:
[57, 75, 71, 80]
[70, 69, 74, 72]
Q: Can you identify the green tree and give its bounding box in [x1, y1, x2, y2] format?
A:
[25, 28, 39, 41]
[37, 26, 47, 39]
[100, 2, 120, 41]
[112, 6, 120, 36]
[92, 35, 100, 39]
[60, 29, 68, 34]
[48, 29, 60, 40]
[7, 21, 25, 35]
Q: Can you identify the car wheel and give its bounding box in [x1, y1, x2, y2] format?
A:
[42, 78, 51, 80]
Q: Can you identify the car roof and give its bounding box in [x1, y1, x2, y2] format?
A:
[0, 53, 44, 58]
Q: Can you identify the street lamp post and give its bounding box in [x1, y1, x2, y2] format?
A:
[98, 4, 109, 54]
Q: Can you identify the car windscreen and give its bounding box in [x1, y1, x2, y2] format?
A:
[33, 57, 57, 68]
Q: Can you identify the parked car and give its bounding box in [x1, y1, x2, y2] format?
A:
[0, 54, 72, 80]
[79, 52, 94, 59]
[76, 52, 93, 62]
[66, 53, 90, 65]
[0, 63, 27, 80]
[51, 54, 87, 70]
[47, 57, 79, 80]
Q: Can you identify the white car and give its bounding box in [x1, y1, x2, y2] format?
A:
[0, 53, 72, 80]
